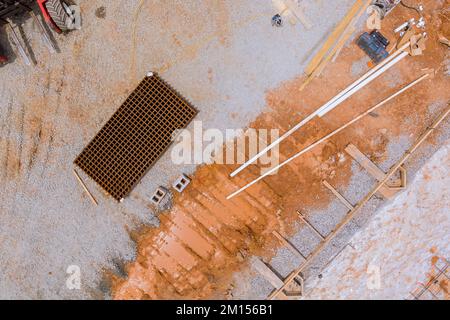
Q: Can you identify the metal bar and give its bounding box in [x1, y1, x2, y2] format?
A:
[317, 51, 410, 117]
[420, 282, 440, 300]
[74, 74, 198, 201]
[230, 42, 412, 179]
[73, 169, 98, 206]
[5, 21, 31, 65]
[29, 10, 57, 53]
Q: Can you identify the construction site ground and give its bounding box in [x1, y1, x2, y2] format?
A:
[305, 143, 449, 299]
[0, 0, 449, 299]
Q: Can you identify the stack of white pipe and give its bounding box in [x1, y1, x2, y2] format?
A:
[317, 49, 410, 117]
[226, 71, 430, 200]
[229, 41, 412, 179]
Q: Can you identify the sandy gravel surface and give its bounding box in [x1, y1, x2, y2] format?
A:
[0, 0, 355, 299]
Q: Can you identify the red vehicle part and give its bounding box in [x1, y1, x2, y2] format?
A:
[36, 0, 62, 33]
[0, 43, 7, 64]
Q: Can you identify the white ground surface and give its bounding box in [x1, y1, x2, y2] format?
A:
[305, 141, 450, 300]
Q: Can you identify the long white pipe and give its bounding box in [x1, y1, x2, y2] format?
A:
[317, 42, 410, 115]
[226, 72, 430, 200]
[318, 51, 409, 117]
[230, 42, 411, 178]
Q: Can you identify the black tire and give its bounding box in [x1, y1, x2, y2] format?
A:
[45, 0, 70, 32]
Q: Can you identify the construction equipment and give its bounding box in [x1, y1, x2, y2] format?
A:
[0, 0, 79, 66]
[357, 30, 390, 63]
[372, 0, 401, 18]
[0, 41, 7, 64]
[271, 13, 283, 28]
[37, 0, 78, 33]
[272, 0, 312, 29]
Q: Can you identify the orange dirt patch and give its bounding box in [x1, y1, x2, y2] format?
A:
[112, 1, 450, 300]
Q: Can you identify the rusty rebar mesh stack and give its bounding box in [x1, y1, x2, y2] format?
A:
[74, 73, 197, 201]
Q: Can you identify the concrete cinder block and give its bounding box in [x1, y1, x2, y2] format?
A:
[172, 174, 191, 193]
[151, 187, 168, 205]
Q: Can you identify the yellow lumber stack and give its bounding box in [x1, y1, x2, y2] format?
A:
[300, 0, 372, 91]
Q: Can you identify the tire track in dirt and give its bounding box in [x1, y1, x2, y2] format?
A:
[26, 123, 42, 178]
[1, 99, 13, 181]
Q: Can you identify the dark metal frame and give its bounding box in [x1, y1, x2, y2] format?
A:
[0, 0, 57, 66]
[0, 1, 35, 24]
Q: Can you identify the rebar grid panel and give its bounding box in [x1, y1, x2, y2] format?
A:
[74, 73, 197, 201]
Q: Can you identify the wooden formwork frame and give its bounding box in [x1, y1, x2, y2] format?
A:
[267, 105, 450, 300]
[345, 144, 407, 198]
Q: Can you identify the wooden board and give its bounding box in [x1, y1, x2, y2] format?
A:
[322, 180, 354, 210]
[305, 0, 370, 76]
[273, 231, 305, 259]
[253, 258, 284, 289]
[268, 106, 450, 300]
[345, 144, 397, 199]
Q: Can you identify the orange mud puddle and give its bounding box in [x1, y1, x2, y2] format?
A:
[112, 1, 450, 300]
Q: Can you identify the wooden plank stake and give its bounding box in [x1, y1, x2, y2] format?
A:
[386, 166, 407, 190]
[227, 72, 431, 199]
[346, 144, 387, 180]
[322, 180, 354, 210]
[253, 258, 284, 289]
[284, 274, 304, 297]
[273, 231, 306, 260]
[345, 144, 399, 199]
[296, 210, 325, 240]
[73, 169, 98, 206]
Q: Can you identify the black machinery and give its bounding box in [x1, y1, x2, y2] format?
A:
[357, 30, 390, 64]
[0, 0, 77, 66]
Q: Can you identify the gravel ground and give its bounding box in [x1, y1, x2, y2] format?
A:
[305, 140, 450, 299]
[0, 0, 355, 299]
